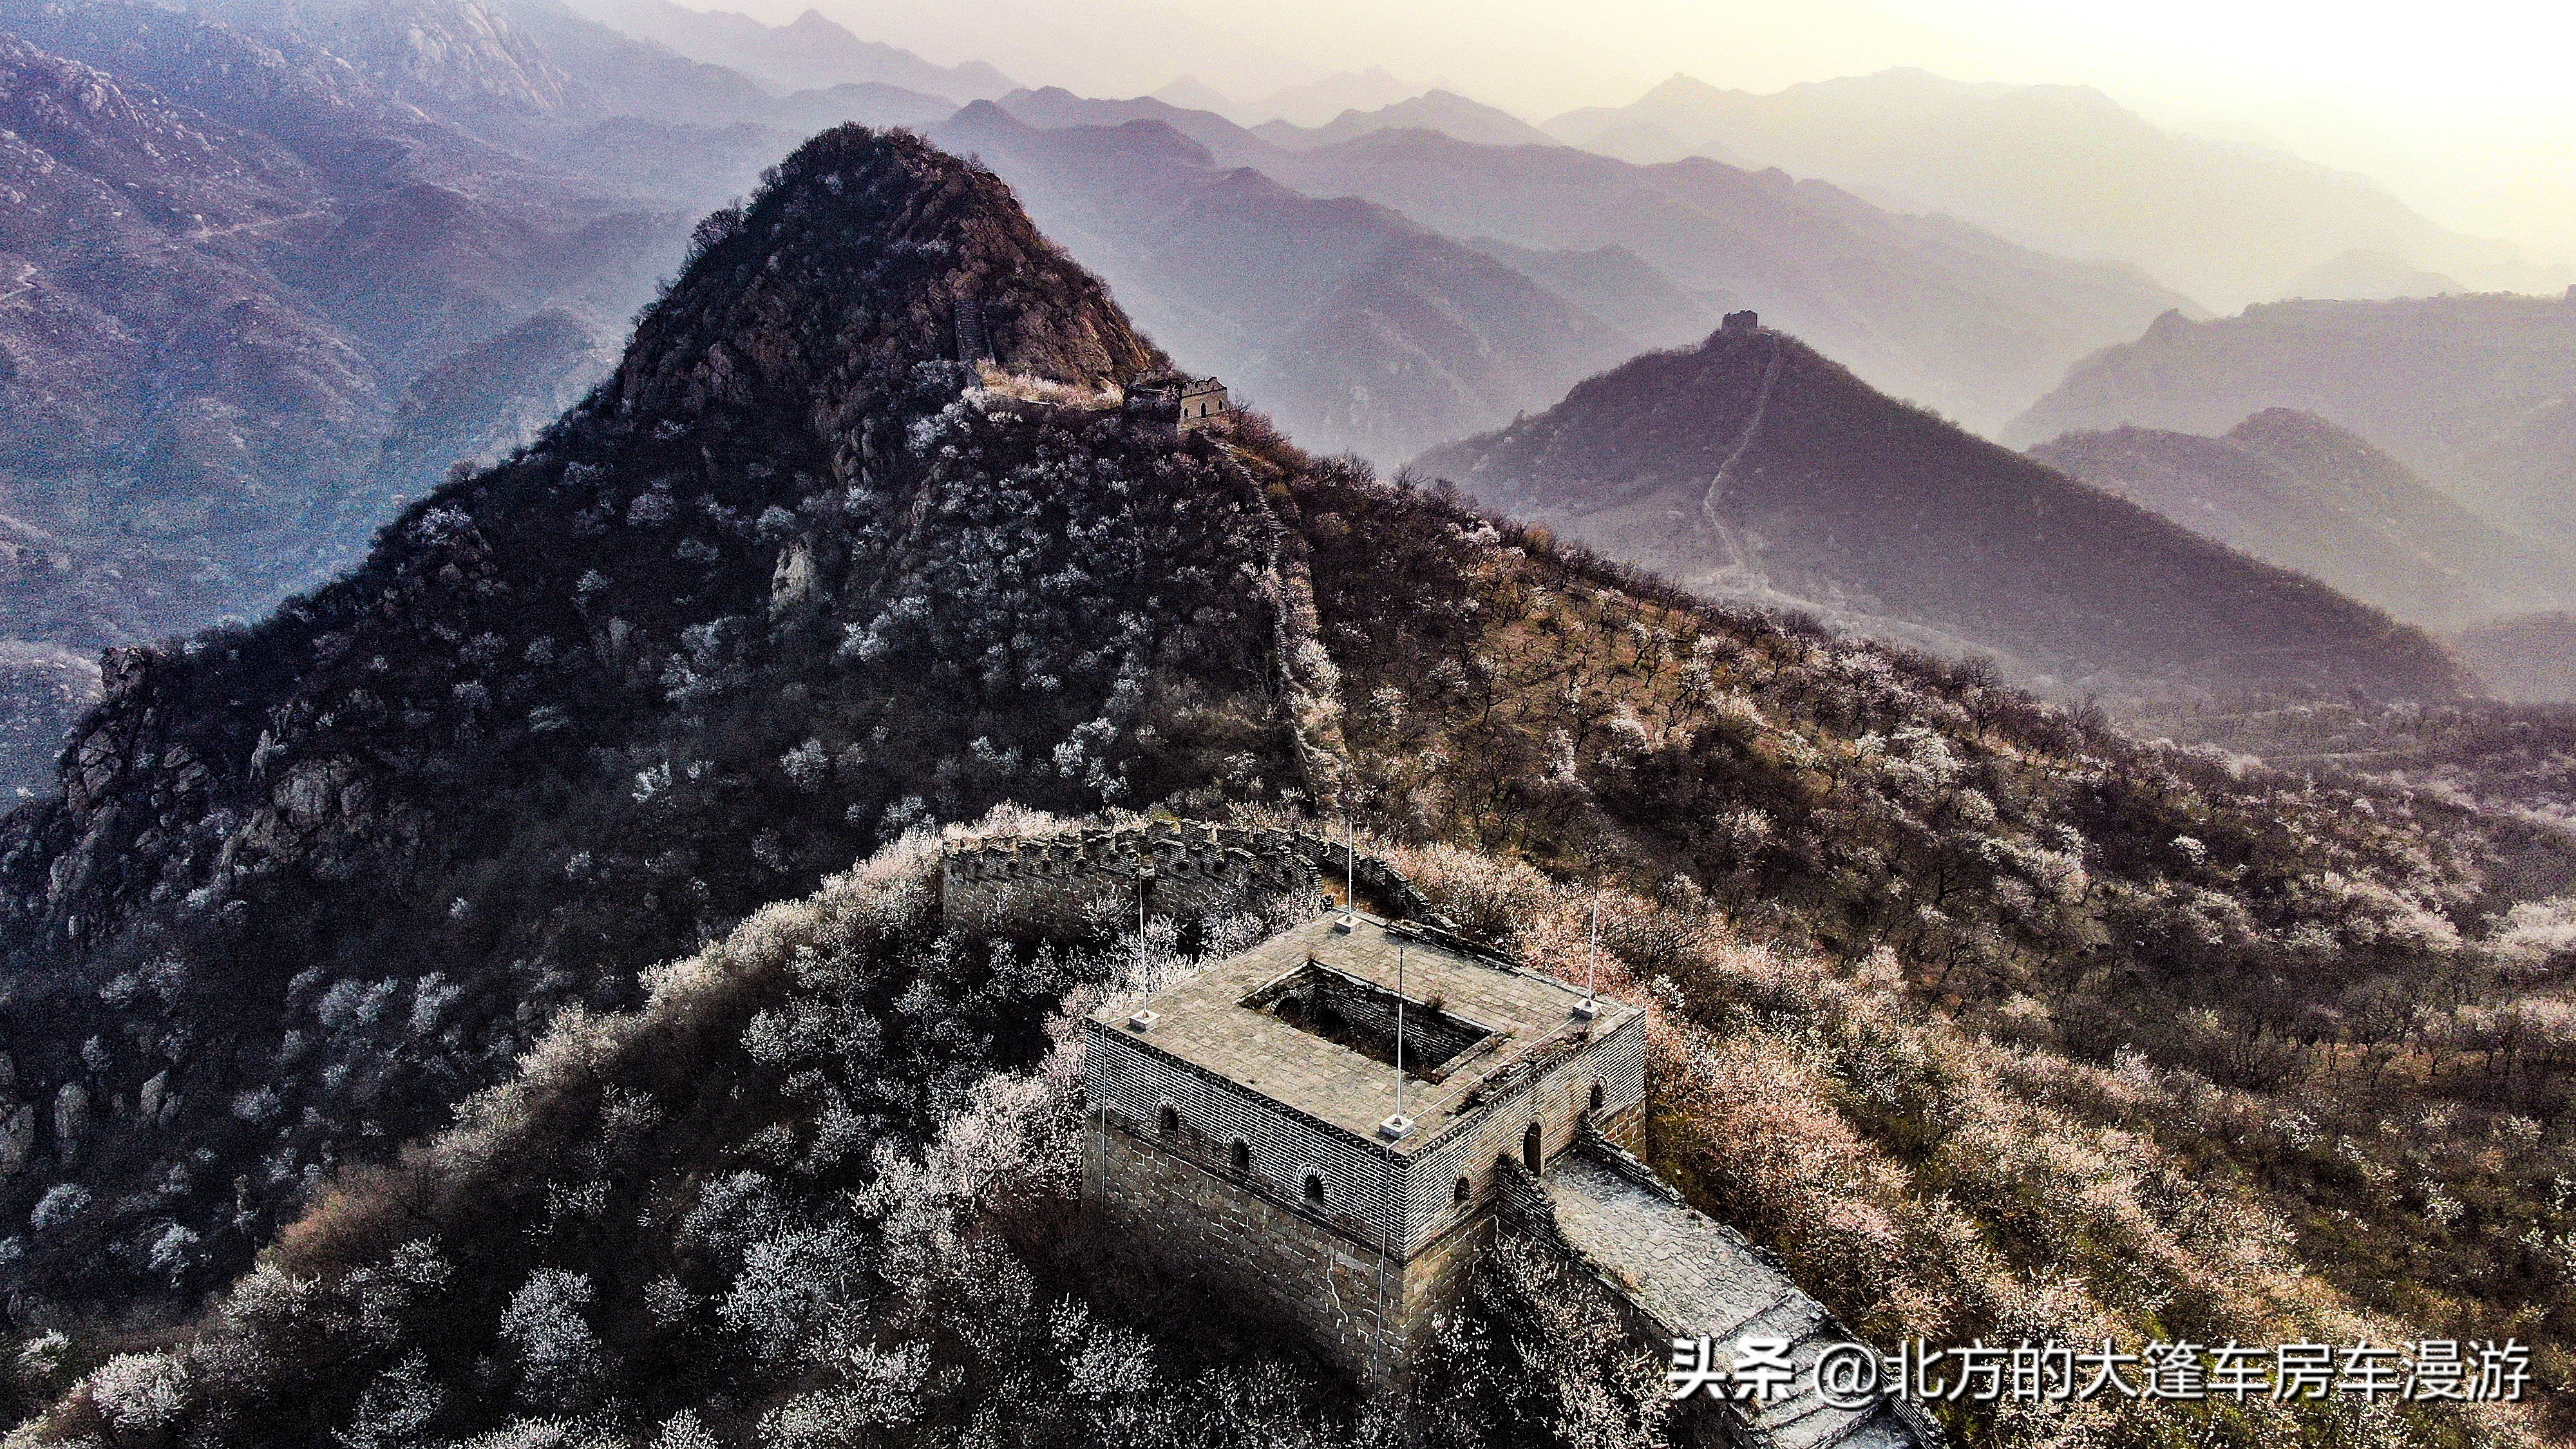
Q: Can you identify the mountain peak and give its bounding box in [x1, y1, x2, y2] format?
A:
[608, 125, 1163, 424]
[1152, 73, 1236, 112]
[0, 120, 1229, 1314]
[2036, 408, 2576, 628]
[2224, 406, 2372, 454]
[1414, 322, 2467, 697]
[1640, 71, 1729, 104]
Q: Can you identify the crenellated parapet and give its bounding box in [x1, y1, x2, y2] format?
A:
[941, 820, 1323, 923]
[938, 818, 1466, 936]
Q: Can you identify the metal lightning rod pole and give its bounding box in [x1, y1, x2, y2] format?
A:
[1587, 895, 1599, 1007]
[1396, 939, 1406, 1122]
[1345, 816, 1356, 925]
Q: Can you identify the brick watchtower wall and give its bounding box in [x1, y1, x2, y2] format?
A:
[1083, 1117, 1450, 1381]
[1082, 980, 1649, 1384]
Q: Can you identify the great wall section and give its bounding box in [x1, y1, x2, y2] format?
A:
[942, 819, 1940, 1448]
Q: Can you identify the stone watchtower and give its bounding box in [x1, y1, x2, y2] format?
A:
[1176, 377, 1229, 431]
[1082, 911, 1646, 1383]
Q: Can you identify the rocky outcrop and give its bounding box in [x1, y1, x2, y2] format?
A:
[332, 0, 571, 115]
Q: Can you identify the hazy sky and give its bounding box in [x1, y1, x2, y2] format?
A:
[784, 0, 2576, 261]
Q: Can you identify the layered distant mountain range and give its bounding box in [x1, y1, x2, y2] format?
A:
[2032, 409, 2576, 630]
[1414, 322, 2467, 701]
[2011, 295, 2576, 553]
[4, 0, 2574, 805]
[967, 85, 2190, 440]
[560, 0, 1013, 99]
[1537, 70, 2567, 312]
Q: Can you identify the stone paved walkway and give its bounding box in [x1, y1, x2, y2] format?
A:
[1537, 1150, 1934, 1449]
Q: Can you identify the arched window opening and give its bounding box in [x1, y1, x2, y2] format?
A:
[1522, 1122, 1544, 1173]
[1229, 1139, 1250, 1175]
[1303, 1171, 1325, 1205]
[1157, 1104, 1179, 1136]
[1589, 1081, 1606, 1112]
[1454, 1175, 1472, 1206]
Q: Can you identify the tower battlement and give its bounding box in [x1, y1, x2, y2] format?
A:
[1120, 375, 1232, 434]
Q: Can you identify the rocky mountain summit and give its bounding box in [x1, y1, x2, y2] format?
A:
[0, 122, 1341, 1329]
[0, 0, 1010, 798]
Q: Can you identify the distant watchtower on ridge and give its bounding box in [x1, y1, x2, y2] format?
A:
[1121, 375, 1233, 438]
[1720, 308, 1760, 336]
[1177, 377, 1229, 431]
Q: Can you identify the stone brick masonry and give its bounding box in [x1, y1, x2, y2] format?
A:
[1083, 909, 1648, 1383]
[943, 820, 1320, 925]
[941, 819, 1452, 930]
[1083, 1123, 1488, 1381]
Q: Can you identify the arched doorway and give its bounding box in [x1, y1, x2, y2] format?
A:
[1522, 1122, 1544, 1173]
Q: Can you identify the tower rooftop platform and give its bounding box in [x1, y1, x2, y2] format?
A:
[1091, 911, 1640, 1155]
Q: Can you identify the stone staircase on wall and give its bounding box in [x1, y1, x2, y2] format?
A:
[954, 292, 991, 363]
[1502, 1135, 1942, 1449]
